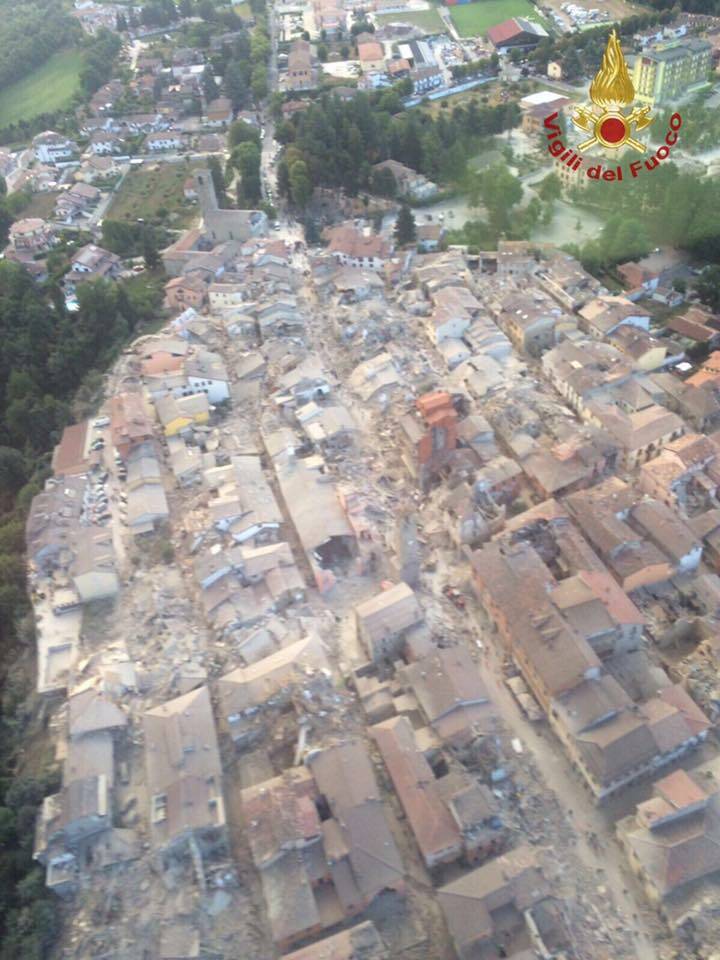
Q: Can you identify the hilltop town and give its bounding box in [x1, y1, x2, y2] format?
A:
[30, 183, 720, 957]
[2, 1, 720, 960]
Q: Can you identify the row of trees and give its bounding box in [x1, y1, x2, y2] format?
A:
[644, 0, 720, 14]
[566, 164, 720, 273]
[527, 9, 676, 79]
[274, 90, 520, 205]
[135, 0, 249, 28]
[450, 54, 500, 82]
[229, 137, 263, 206]
[79, 28, 123, 98]
[101, 219, 165, 261]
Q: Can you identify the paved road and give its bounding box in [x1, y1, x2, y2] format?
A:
[259, 0, 280, 204]
[438, 5, 460, 42]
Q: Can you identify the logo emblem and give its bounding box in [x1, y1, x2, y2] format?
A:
[572, 30, 653, 152]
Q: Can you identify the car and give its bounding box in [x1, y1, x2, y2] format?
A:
[93, 416, 110, 428]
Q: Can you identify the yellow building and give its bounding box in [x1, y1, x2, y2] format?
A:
[631, 38, 712, 106]
[155, 392, 210, 436]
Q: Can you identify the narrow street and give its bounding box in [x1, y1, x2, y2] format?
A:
[466, 597, 663, 960]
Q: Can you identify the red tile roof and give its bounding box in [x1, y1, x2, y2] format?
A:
[52, 421, 89, 477]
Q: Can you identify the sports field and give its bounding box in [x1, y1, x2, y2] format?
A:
[0, 49, 83, 129]
[376, 8, 446, 34]
[449, 0, 547, 36]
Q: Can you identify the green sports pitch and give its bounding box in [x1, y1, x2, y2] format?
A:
[448, 0, 548, 37]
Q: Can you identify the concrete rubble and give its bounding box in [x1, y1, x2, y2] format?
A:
[28, 213, 720, 960]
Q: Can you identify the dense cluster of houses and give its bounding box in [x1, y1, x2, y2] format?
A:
[302, 231, 720, 929]
[14, 8, 720, 944]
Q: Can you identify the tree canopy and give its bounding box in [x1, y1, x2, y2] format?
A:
[395, 204, 416, 246]
[276, 89, 519, 201]
[0, 0, 80, 92]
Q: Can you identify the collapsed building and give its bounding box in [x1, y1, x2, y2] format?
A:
[241, 739, 405, 950]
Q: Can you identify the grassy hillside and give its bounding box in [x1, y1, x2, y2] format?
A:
[0, 48, 83, 129]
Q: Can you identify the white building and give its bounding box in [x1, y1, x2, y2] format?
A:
[145, 133, 185, 151]
[184, 351, 230, 404]
[33, 131, 78, 165]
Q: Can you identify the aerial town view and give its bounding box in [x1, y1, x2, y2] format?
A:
[3, 0, 720, 958]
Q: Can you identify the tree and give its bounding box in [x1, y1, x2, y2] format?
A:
[196, 0, 217, 21]
[251, 63, 268, 101]
[537, 172, 561, 203]
[0, 808, 16, 847]
[289, 160, 312, 208]
[697, 266, 720, 313]
[115, 11, 128, 31]
[80, 28, 122, 96]
[274, 119, 295, 145]
[225, 60, 249, 109]
[562, 47, 583, 81]
[394, 203, 416, 246]
[304, 218, 321, 245]
[233, 141, 262, 205]
[228, 119, 260, 149]
[208, 156, 227, 207]
[0, 448, 27, 494]
[317, 44, 328, 62]
[471, 164, 522, 238]
[370, 167, 396, 198]
[142, 230, 160, 270]
[277, 158, 291, 198]
[202, 65, 219, 102]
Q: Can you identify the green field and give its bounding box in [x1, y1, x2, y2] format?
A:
[449, 0, 547, 37]
[376, 8, 446, 34]
[107, 161, 205, 228]
[18, 191, 61, 220]
[0, 49, 83, 129]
